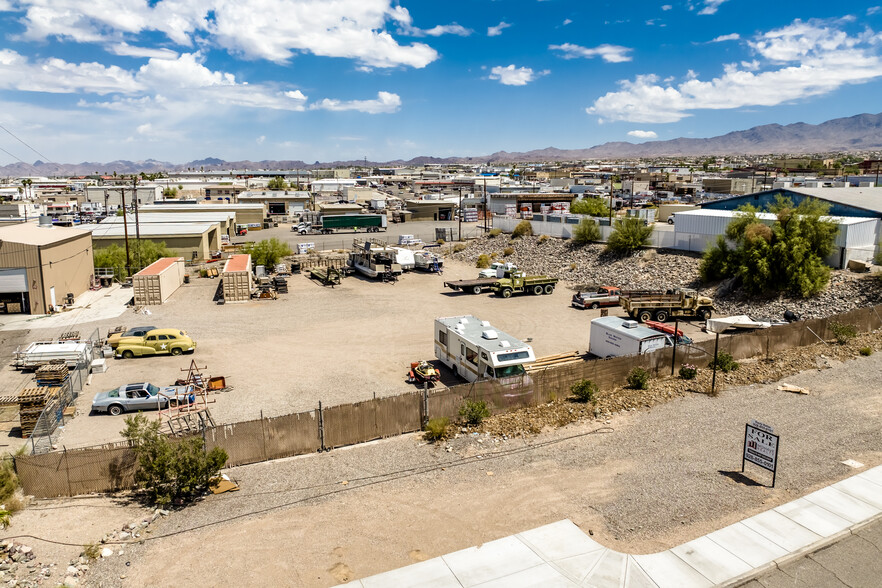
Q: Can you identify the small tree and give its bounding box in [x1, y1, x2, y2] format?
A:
[627, 367, 650, 390]
[606, 218, 652, 254]
[570, 197, 609, 217]
[122, 415, 227, 506]
[94, 240, 175, 279]
[572, 218, 601, 244]
[267, 176, 288, 190]
[242, 238, 293, 267]
[162, 187, 179, 198]
[459, 399, 491, 425]
[512, 220, 533, 238]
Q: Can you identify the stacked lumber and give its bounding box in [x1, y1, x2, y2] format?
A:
[35, 364, 69, 387]
[525, 351, 584, 372]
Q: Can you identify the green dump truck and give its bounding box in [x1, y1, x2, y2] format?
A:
[490, 272, 559, 298]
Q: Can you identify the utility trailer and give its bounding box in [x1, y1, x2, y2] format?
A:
[295, 214, 387, 234]
[443, 277, 499, 294]
[619, 289, 714, 323]
[14, 341, 92, 370]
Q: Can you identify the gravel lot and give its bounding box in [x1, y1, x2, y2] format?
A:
[78, 347, 882, 587]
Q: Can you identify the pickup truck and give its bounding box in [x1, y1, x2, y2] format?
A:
[571, 286, 621, 309]
[490, 272, 559, 298]
[478, 262, 517, 279]
[619, 289, 714, 323]
[115, 328, 197, 358]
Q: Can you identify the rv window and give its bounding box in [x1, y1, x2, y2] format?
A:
[481, 352, 489, 361]
[494, 364, 526, 378]
[461, 344, 465, 355]
[439, 331, 447, 346]
[497, 351, 530, 362]
[465, 347, 478, 366]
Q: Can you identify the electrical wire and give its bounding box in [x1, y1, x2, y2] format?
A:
[0, 426, 615, 547]
[0, 123, 53, 165]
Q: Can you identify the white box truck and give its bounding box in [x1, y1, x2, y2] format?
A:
[589, 316, 672, 358]
[434, 315, 535, 383]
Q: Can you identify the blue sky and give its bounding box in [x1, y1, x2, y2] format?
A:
[0, 0, 881, 165]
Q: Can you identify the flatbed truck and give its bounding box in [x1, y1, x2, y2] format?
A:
[443, 278, 499, 294]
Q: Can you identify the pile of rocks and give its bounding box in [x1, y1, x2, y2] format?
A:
[0, 540, 55, 587]
[452, 234, 882, 320]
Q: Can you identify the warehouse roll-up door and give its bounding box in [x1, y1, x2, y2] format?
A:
[0, 268, 27, 293]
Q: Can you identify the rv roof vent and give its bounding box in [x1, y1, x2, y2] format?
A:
[481, 320, 491, 327]
[459, 317, 469, 324]
[481, 329, 498, 340]
[623, 320, 639, 329]
[499, 340, 510, 347]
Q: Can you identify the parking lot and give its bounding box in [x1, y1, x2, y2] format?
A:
[0, 221, 714, 450]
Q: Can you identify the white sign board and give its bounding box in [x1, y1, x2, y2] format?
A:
[744, 422, 779, 473]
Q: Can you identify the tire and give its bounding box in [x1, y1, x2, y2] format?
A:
[501, 288, 512, 299]
[654, 310, 669, 322]
[471, 285, 483, 295]
[667, 218, 674, 225]
[544, 284, 555, 295]
[637, 310, 652, 323]
[122, 350, 134, 359]
[532, 285, 543, 295]
[697, 308, 712, 321]
[108, 404, 124, 416]
[590, 302, 599, 309]
[171, 347, 183, 356]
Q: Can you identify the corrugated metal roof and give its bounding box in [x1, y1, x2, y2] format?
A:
[675, 209, 875, 225]
[783, 187, 882, 213]
[136, 257, 184, 276]
[0, 222, 90, 246]
[223, 254, 251, 273]
[77, 222, 217, 237]
[100, 212, 236, 224]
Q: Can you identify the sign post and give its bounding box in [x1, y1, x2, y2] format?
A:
[742, 419, 780, 487]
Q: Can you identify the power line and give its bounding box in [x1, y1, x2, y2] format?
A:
[0, 123, 53, 165]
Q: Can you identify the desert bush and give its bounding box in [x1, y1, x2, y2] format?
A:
[0, 458, 19, 505]
[503, 247, 514, 256]
[476, 254, 491, 268]
[242, 238, 292, 268]
[859, 346, 873, 356]
[459, 399, 491, 425]
[82, 544, 101, 561]
[453, 243, 467, 253]
[488, 228, 502, 238]
[569, 263, 577, 270]
[94, 241, 175, 280]
[570, 379, 598, 402]
[436, 239, 445, 245]
[121, 414, 228, 506]
[537, 235, 549, 244]
[606, 218, 653, 254]
[424, 417, 450, 441]
[569, 197, 609, 216]
[829, 321, 858, 344]
[627, 367, 650, 390]
[678, 364, 698, 380]
[511, 220, 533, 238]
[572, 218, 601, 244]
[708, 352, 739, 373]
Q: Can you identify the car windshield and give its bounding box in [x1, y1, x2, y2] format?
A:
[494, 364, 525, 378]
[146, 384, 160, 396]
[106, 389, 119, 398]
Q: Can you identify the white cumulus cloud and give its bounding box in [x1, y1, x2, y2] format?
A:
[550, 43, 633, 63]
[488, 21, 511, 37]
[108, 42, 179, 60]
[488, 64, 549, 86]
[310, 91, 401, 114]
[698, 0, 729, 15]
[710, 33, 740, 43]
[587, 19, 882, 123]
[627, 130, 658, 139]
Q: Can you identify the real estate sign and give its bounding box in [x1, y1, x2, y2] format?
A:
[742, 419, 780, 487]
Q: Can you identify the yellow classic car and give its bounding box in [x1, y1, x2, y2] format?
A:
[114, 328, 197, 359]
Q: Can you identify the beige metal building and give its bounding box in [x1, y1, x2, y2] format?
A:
[139, 204, 265, 230]
[78, 222, 220, 262]
[133, 257, 185, 306]
[222, 254, 252, 302]
[0, 221, 95, 314]
[99, 211, 237, 241]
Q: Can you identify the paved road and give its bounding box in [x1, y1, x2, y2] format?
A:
[739, 516, 882, 588]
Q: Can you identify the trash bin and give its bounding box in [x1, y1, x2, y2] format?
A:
[183, 274, 190, 284]
[291, 261, 301, 274]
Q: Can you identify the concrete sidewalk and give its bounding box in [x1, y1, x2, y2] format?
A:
[341, 465, 882, 587]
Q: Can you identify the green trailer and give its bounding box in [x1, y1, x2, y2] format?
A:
[296, 214, 388, 234]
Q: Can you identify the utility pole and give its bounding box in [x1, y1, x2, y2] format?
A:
[458, 187, 462, 241]
[132, 175, 141, 269]
[121, 186, 131, 275]
[482, 177, 488, 232]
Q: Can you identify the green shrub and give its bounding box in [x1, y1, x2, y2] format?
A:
[121, 414, 228, 506]
[436, 239, 445, 245]
[570, 379, 598, 402]
[453, 243, 467, 253]
[488, 228, 502, 238]
[606, 218, 653, 254]
[424, 417, 450, 441]
[82, 543, 101, 561]
[242, 237, 293, 268]
[572, 218, 601, 244]
[199, 268, 208, 278]
[678, 364, 698, 380]
[94, 241, 176, 280]
[512, 220, 533, 238]
[859, 346, 873, 356]
[708, 352, 739, 373]
[503, 247, 514, 256]
[476, 254, 491, 268]
[0, 457, 19, 504]
[537, 235, 549, 244]
[569, 197, 609, 216]
[829, 321, 858, 345]
[459, 399, 491, 425]
[626, 367, 650, 390]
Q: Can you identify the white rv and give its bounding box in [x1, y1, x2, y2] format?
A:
[589, 316, 672, 358]
[434, 316, 535, 383]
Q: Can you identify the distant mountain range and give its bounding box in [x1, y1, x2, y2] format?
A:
[2, 112, 880, 176]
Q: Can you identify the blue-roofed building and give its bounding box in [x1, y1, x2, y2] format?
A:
[700, 187, 882, 219]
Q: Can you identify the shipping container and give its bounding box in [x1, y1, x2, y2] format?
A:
[132, 257, 185, 306]
[222, 254, 252, 302]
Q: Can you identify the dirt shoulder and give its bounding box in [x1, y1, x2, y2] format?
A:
[76, 338, 882, 587]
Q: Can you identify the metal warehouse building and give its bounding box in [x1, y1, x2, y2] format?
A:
[77, 222, 221, 262]
[99, 211, 237, 241]
[141, 203, 265, 230]
[0, 221, 95, 314]
[700, 187, 882, 219]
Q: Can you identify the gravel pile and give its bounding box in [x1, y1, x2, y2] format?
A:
[452, 235, 882, 319]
